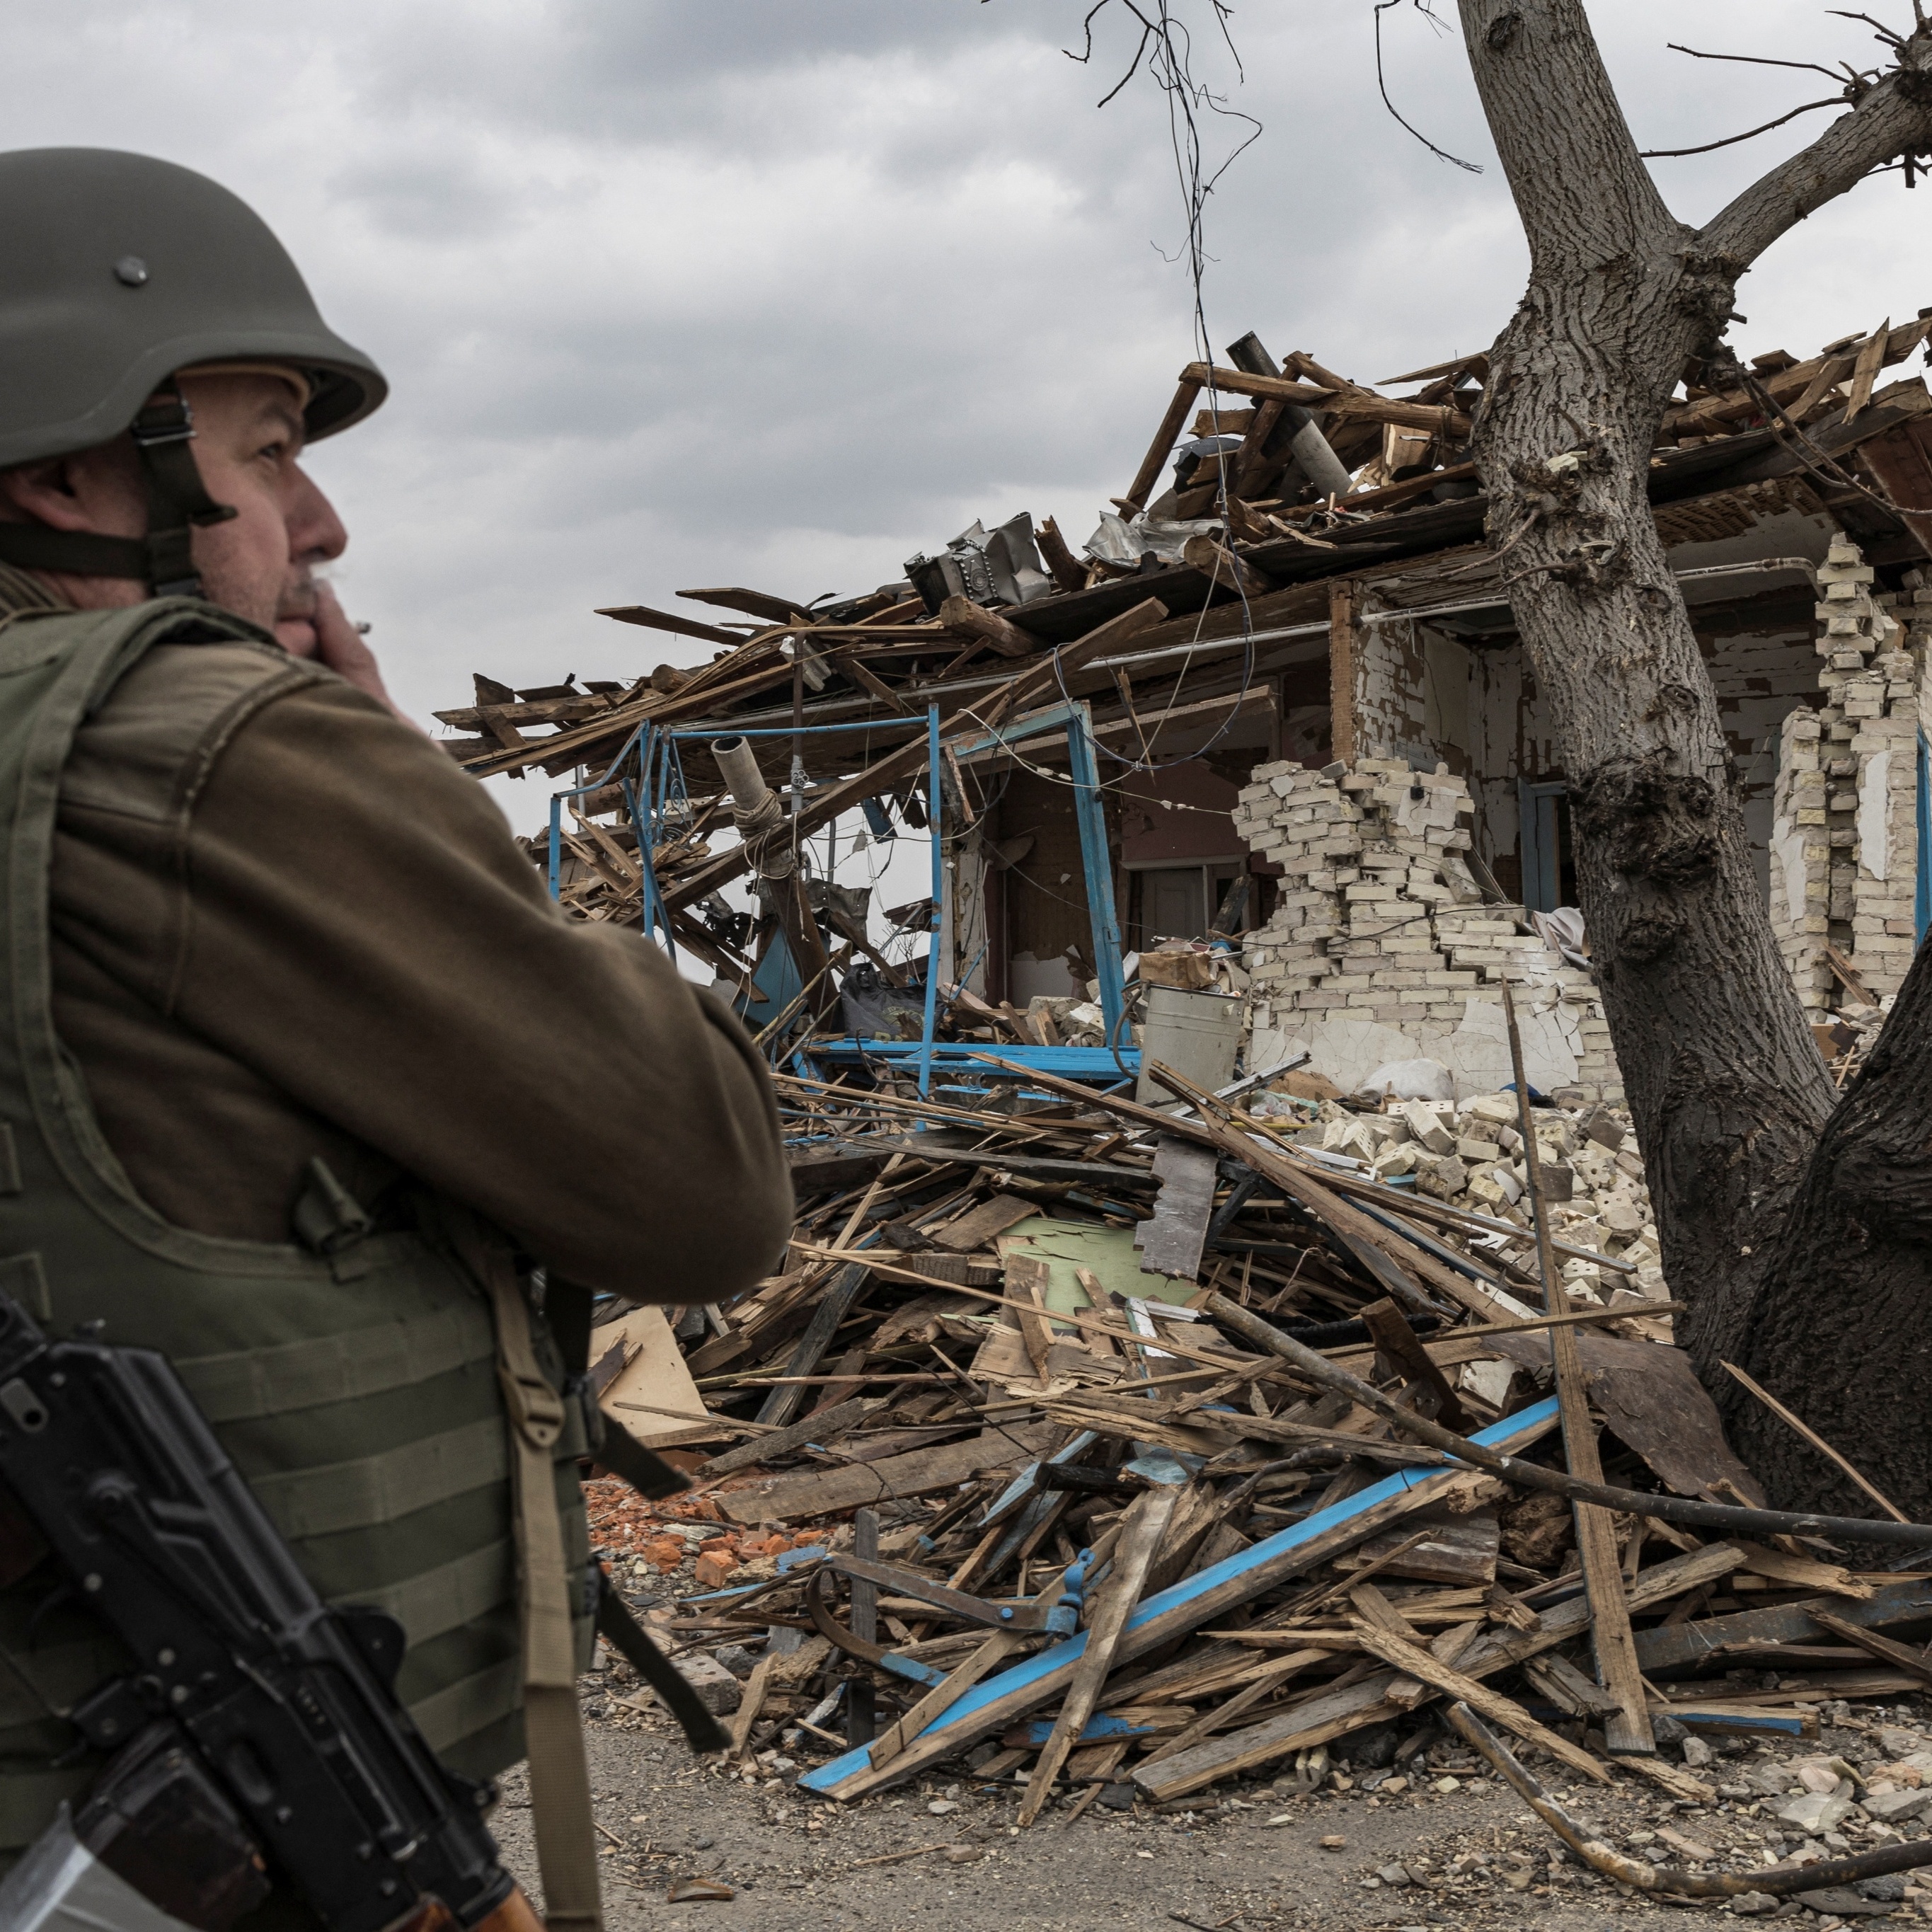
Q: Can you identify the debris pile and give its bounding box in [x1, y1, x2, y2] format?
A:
[428, 312, 1932, 1064]
[581, 1052, 1932, 1880]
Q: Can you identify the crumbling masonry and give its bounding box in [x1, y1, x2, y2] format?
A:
[1769, 536, 1927, 1014]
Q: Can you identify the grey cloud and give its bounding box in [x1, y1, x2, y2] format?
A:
[2, 0, 1927, 829]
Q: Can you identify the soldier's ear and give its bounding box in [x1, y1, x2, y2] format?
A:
[0, 445, 140, 532]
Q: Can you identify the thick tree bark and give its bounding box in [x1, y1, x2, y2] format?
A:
[1740, 933, 1932, 1520]
[1453, 1, 1932, 1514]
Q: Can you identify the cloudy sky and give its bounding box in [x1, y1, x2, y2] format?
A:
[12, 1, 1931, 832]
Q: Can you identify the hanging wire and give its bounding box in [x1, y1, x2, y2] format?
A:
[1063, 0, 1263, 775]
[1373, 0, 1483, 173]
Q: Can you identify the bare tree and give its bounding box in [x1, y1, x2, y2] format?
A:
[1452, 1, 1932, 1519]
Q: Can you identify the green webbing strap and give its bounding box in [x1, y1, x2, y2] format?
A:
[594, 1586, 726, 1756]
[406, 1655, 526, 1761]
[594, 1420, 689, 1503]
[360, 1538, 514, 1652]
[457, 1217, 602, 1932]
[248, 1415, 507, 1542]
[0, 383, 238, 597]
[547, 1278, 597, 1381]
[175, 1300, 495, 1424]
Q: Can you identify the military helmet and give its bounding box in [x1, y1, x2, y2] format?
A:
[0, 148, 386, 597]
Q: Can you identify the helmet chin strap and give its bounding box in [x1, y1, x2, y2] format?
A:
[0, 379, 237, 599]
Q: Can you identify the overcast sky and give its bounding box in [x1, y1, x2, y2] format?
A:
[13, 1, 1931, 832]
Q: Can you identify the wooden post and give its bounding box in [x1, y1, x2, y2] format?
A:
[1118, 376, 1205, 514]
[1328, 578, 1357, 766]
[754, 1263, 868, 1430]
[846, 1507, 879, 1748]
[1501, 983, 1656, 1757]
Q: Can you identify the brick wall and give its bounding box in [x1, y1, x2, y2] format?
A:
[1234, 759, 1621, 1102]
[1766, 536, 1924, 1014]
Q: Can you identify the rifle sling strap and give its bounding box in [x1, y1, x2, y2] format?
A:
[456, 1217, 604, 1932]
[593, 1589, 727, 1756]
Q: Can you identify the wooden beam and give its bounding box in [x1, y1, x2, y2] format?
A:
[1121, 377, 1206, 512]
[594, 603, 744, 646]
[939, 595, 1036, 658]
[1017, 1485, 1178, 1825]
[1328, 579, 1357, 764]
[1503, 985, 1654, 1759]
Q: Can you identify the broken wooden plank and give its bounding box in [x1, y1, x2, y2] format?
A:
[932, 1193, 1041, 1253]
[867, 1632, 1027, 1773]
[1132, 1674, 1411, 1802]
[1501, 984, 1652, 1760]
[1720, 1359, 1908, 1522]
[1121, 376, 1207, 512]
[1629, 1578, 1932, 1677]
[717, 1422, 1058, 1526]
[1018, 1485, 1176, 1825]
[754, 1263, 870, 1430]
[1132, 1136, 1219, 1281]
[694, 1396, 882, 1480]
[1346, 1624, 1611, 1783]
[1358, 1296, 1468, 1431]
[1802, 1611, 1932, 1689]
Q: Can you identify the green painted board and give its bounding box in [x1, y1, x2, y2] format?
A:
[1000, 1220, 1197, 1333]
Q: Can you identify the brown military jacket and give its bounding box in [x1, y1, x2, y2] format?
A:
[0, 564, 789, 1297]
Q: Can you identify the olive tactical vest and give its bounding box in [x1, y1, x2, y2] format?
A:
[0, 599, 591, 1863]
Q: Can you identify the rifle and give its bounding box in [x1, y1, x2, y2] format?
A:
[0, 1284, 546, 1932]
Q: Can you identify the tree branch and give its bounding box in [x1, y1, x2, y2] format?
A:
[1701, 24, 1932, 268]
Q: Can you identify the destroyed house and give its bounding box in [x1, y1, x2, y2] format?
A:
[434, 317, 1932, 1099]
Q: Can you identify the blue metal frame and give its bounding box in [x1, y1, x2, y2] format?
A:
[563, 701, 1136, 1083]
[917, 706, 944, 1095]
[1066, 701, 1127, 1042]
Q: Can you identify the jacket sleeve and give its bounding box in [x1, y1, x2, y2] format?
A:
[163, 672, 792, 1303]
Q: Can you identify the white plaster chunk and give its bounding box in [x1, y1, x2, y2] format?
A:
[1858, 749, 1892, 880]
[1771, 814, 1810, 922]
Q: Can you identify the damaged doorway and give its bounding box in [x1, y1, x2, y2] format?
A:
[1519, 777, 1577, 913]
[1127, 860, 1247, 948]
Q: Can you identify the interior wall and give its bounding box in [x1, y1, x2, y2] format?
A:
[989, 766, 1098, 1001]
[1413, 623, 1815, 905]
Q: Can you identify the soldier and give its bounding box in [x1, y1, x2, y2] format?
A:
[0, 148, 790, 1928]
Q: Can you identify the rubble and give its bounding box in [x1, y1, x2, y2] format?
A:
[574, 1054, 1932, 1868]
[434, 306, 1932, 1897]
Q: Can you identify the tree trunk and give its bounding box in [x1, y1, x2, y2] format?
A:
[1454, 0, 1932, 1517]
[1737, 934, 1932, 1520]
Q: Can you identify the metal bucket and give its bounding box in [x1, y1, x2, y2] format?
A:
[1136, 985, 1244, 1106]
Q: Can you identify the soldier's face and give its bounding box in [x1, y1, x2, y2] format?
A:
[0, 372, 348, 657]
[176, 373, 348, 657]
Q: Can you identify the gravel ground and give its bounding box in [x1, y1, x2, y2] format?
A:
[485, 1696, 1932, 1932]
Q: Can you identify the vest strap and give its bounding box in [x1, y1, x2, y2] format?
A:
[357, 1536, 516, 1653]
[455, 1213, 603, 1932]
[174, 1299, 495, 1424]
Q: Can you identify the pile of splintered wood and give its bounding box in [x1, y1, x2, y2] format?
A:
[585, 1038, 1932, 1886]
